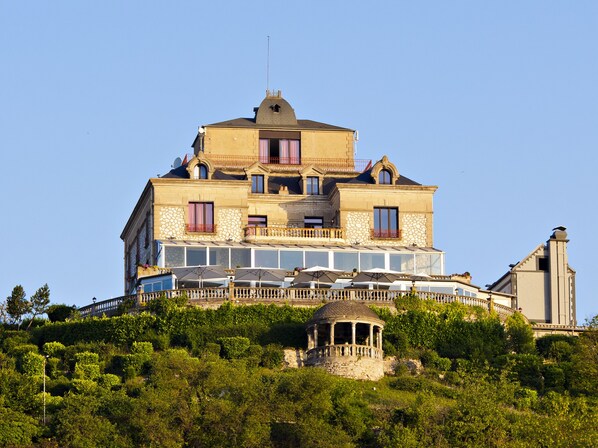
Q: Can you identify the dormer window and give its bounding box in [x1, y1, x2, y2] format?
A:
[379, 169, 392, 185]
[194, 164, 208, 180]
[252, 175, 265, 193]
[270, 104, 281, 113]
[306, 176, 319, 195]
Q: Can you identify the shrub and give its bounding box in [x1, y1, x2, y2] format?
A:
[46, 304, 77, 322]
[131, 341, 154, 356]
[20, 352, 45, 378]
[98, 373, 121, 389]
[261, 344, 284, 369]
[217, 336, 251, 359]
[536, 334, 577, 358]
[43, 341, 66, 358]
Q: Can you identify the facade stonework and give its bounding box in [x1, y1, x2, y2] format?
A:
[308, 356, 384, 381]
[345, 212, 371, 244]
[158, 207, 185, 240]
[401, 213, 427, 247]
[216, 208, 243, 242]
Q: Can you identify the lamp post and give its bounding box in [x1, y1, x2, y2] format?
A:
[92, 297, 97, 316]
[43, 355, 49, 425]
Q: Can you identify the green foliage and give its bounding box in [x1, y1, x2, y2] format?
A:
[20, 351, 45, 378]
[218, 336, 251, 359]
[5, 285, 31, 329]
[47, 303, 77, 322]
[261, 343, 284, 369]
[505, 312, 535, 354]
[0, 406, 42, 447]
[536, 334, 577, 357]
[27, 283, 51, 329]
[73, 351, 101, 380]
[43, 341, 66, 358]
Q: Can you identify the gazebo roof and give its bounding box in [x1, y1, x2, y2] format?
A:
[308, 301, 384, 325]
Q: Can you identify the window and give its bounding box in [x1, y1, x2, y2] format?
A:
[304, 217, 323, 228]
[373, 207, 399, 238]
[251, 175, 265, 193]
[193, 164, 208, 179]
[187, 202, 215, 233]
[144, 213, 151, 248]
[538, 257, 549, 272]
[248, 215, 267, 227]
[306, 177, 319, 195]
[379, 169, 392, 184]
[259, 131, 301, 164]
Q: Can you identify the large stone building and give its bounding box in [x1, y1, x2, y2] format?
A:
[121, 91, 442, 293]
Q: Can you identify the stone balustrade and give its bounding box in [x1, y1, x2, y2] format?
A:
[79, 286, 522, 320]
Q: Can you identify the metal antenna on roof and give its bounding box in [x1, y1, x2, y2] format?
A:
[266, 35, 270, 94]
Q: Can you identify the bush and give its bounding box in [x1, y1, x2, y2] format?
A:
[20, 352, 45, 378]
[217, 336, 251, 359]
[43, 341, 66, 358]
[261, 344, 284, 369]
[46, 304, 77, 322]
[536, 334, 577, 358]
[131, 341, 154, 356]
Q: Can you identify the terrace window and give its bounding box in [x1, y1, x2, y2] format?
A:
[248, 215, 267, 227]
[373, 207, 399, 238]
[259, 131, 301, 164]
[187, 202, 215, 233]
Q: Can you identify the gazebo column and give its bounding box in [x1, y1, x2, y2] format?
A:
[313, 324, 318, 348]
[377, 327, 383, 349]
[329, 322, 335, 345]
[369, 324, 374, 347]
[351, 322, 356, 345]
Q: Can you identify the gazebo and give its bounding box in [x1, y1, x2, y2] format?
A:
[305, 301, 385, 381]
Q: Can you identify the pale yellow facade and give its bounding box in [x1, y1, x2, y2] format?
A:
[121, 91, 442, 293]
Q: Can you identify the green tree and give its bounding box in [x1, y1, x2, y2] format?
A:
[505, 312, 535, 354]
[47, 304, 77, 322]
[6, 285, 31, 329]
[27, 283, 51, 330]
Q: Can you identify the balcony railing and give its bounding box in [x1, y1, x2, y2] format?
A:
[244, 226, 345, 241]
[307, 344, 383, 360]
[186, 223, 217, 233]
[371, 229, 402, 239]
[79, 287, 521, 321]
[204, 154, 371, 173]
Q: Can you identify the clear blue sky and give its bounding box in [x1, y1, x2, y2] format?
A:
[1, 1, 596, 322]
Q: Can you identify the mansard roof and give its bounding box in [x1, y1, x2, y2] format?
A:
[206, 117, 352, 131]
[160, 164, 422, 191]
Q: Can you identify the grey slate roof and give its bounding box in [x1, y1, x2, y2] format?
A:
[206, 117, 353, 132]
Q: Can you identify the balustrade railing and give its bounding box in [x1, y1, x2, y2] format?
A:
[307, 344, 383, 360]
[79, 286, 520, 319]
[205, 154, 370, 172]
[244, 226, 345, 240]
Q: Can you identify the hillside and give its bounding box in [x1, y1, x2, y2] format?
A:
[1, 297, 597, 447]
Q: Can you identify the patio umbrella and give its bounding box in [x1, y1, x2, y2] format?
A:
[234, 267, 287, 287]
[409, 272, 432, 292]
[353, 268, 404, 289]
[293, 266, 342, 288]
[171, 265, 228, 288]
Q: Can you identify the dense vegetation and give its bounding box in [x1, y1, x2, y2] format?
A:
[1, 293, 597, 447]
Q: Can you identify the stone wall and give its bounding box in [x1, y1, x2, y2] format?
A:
[401, 214, 427, 247]
[345, 211, 428, 247]
[308, 356, 384, 381]
[345, 211, 371, 244]
[217, 208, 243, 242]
[283, 349, 306, 368]
[157, 206, 243, 242]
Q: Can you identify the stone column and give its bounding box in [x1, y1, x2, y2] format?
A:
[313, 324, 318, 348]
[351, 322, 356, 345]
[378, 328, 383, 350]
[329, 323, 335, 346]
[369, 324, 374, 347]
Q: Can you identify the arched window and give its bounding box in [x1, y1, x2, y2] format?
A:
[379, 169, 392, 184]
[194, 164, 208, 179]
